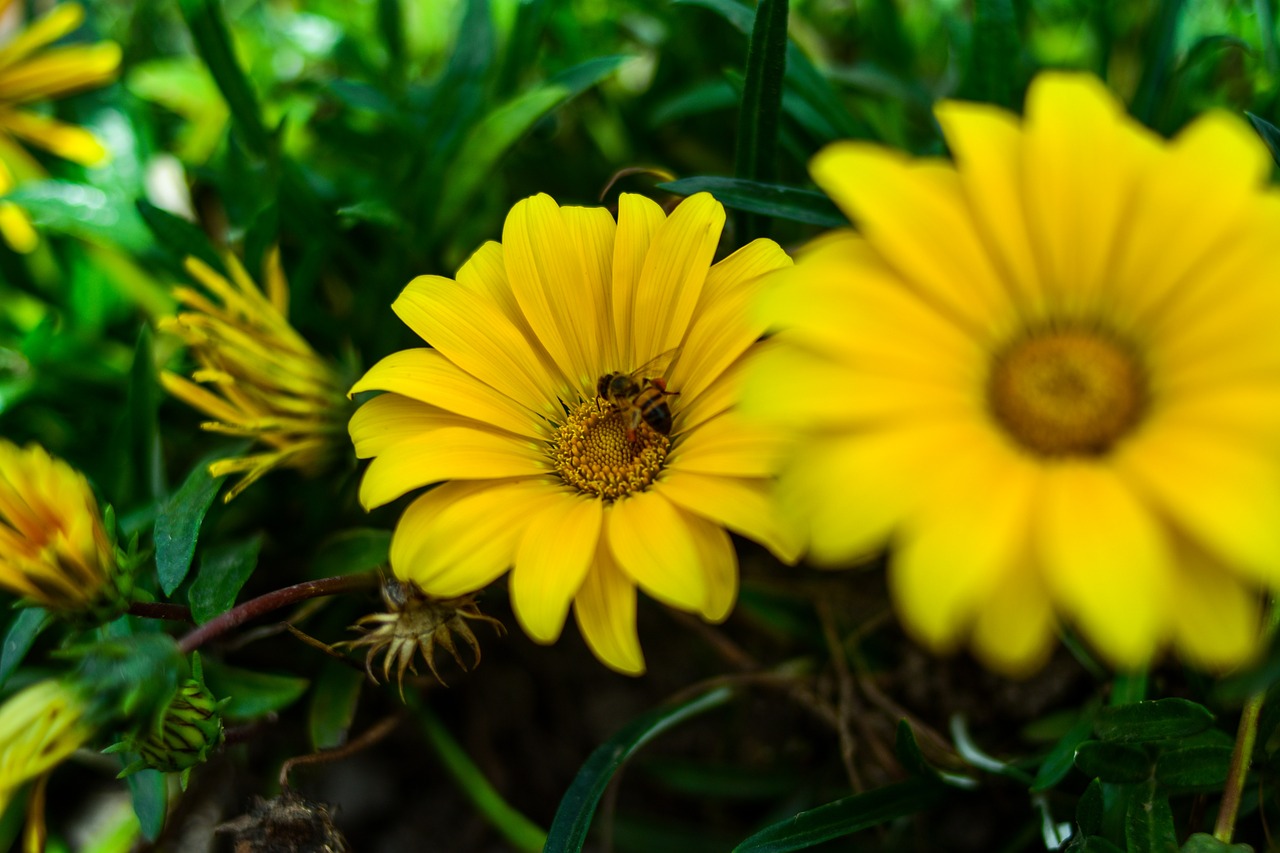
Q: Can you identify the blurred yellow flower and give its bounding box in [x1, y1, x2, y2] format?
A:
[0, 679, 93, 853]
[744, 72, 1280, 676]
[350, 193, 800, 674]
[0, 0, 121, 252]
[159, 251, 350, 502]
[0, 440, 119, 616]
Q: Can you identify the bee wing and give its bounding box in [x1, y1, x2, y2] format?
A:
[628, 348, 681, 381]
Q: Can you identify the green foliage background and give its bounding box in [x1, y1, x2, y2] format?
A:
[3, 0, 1280, 851]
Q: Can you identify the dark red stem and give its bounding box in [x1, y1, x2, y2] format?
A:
[127, 602, 194, 622]
[177, 574, 375, 654]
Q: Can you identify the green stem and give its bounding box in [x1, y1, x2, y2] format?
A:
[1214, 597, 1280, 843]
[404, 692, 547, 853]
[1109, 669, 1148, 706]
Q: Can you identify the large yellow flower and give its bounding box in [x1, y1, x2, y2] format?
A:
[743, 72, 1280, 676]
[159, 251, 350, 502]
[0, 440, 120, 616]
[350, 193, 800, 674]
[0, 0, 121, 252]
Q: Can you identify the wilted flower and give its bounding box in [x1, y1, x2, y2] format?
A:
[159, 251, 350, 502]
[0, 0, 122, 252]
[344, 578, 502, 693]
[0, 440, 124, 618]
[349, 193, 801, 674]
[744, 72, 1280, 675]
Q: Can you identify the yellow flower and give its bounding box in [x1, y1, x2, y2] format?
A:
[743, 72, 1280, 676]
[0, 440, 119, 615]
[350, 193, 800, 674]
[0, 679, 93, 852]
[159, 251, 350, 502]
[0, 0, 121, 253]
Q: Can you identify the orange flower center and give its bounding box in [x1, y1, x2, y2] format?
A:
[549, 399, 669, 500]
[988, 329, 1146, 456]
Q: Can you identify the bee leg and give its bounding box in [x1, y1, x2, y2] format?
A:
[626, 409, 643, 444]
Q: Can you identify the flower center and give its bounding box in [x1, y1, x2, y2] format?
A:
[550, 399, 669, 500]
[988, 329, 1146, 456]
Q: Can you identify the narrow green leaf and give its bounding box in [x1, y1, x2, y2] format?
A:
[732, 780, 943, 852]
[1095, 699, 1213, 743]
[1124, 781, 1177, 853]
[1153, 745, 1232, 793]
[377, 0, 406, 80]
[1032, 705, 1099, 791]
[135, 200, 224, 274]
[433, 55, 629, 229]
[1073, 741, 1153, 784]
[1130, 0, 1186, 126]
[495, 0, 550, 96]
[125, 768, 167, 840]
[309, 528, 391, 578]
[189, 535, 263, 624]
[242, 204, 279, 280]
[659, 176, 847, 228]
[1246, 112, 1280, 167]
[202, 660, 309, 719]
[0, 608, 49, 690]
[154, 453, 226, 595]
[176, 0, 271, 156]
[308, 661, 364, 751]
[1076, 778, 1104, 837]
[733, 0, 789, 242]
[123, 325, 164, 503]
[544, 686, 734, 853]
[966, 0, 1019, 108]
[894, 719, 977, 789]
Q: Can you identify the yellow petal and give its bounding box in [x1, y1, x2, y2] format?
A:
[891, 438, 1040, 650]
[809, 143, 1012, 338]
[0, 4, 84, 71]
[630, 192, 725, 368]
[653, 471, 802, 564]
[667, 411, 789, 478]
[0, 109, 107, 165]
[348, 393, 483, 459]
[684, 514, 737, 622]
[349, 348, 543, 438]
[393, 275, 565, 415]
[390, 478, 559, 597]
[1037, 462, 1171, 669]
[573, 543, 645, 675]
[606, 491, 705, 612]
[0, 43, 121, 103]
[1115, 420, 1280, 587]
[510, 492, 603, 643]
[611, 193, 666, 368]
[969, 556, 1057, 678]
[501, 194, 613, 391]
[357, 427, 544, 510]
[0, 201, 36, 253]
[1167, 542, 1262, 671]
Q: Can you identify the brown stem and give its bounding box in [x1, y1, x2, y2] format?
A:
[279, 713, 402, 789]
[177, 574, 375, 654]
[127, 602, 193, 622]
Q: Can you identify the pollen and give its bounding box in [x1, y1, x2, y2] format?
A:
[988, 328, 1147, 457]
[550, 399, 670, 500]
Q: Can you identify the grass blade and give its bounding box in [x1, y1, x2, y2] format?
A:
[734, 0, 789, 242]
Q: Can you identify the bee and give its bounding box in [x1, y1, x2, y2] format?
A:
[597, 354, 680, 443]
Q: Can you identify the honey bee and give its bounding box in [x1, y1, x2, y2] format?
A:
[597, 354, 680, 442]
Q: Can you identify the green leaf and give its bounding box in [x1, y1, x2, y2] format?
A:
[114, 325, 164, 504]
[76, 633, 184, 722]
[1153, 745, 1233, 793]
[1073, 741, 1153, 784]
[154, 453, 226, 595]
[1032, 705, 1099, 791]
[544, 686, 734, 853]
[310, 528, 391, 578]
[176, 0, 271, 157]
[189, 535, 263, 624]
[1095, 699, 1213, 743]
[1080, 837, 1126, 853]
[433, 55, 630, 230]
[1130, 0, 1186, 126]
[894, 719, 976, 789]
[1076, 778, 1104, 837]
[1124, 781, 1177, 853]
[1246, 112, 1280, 167]
[135, 200, 224, 275]
[658, 176, 847, 228]
[202, 660, 309, 720]
[966, 0, 1019, 108]
[0, 608, 49, 690]
[732, 780, 943, 852]
[733, 0, 789, 242]
[125, 768, 167, 841]
[3, 181, 149, 248]
[377, 0, 406, 78]
[1180, 831, 1254, 853]
[308, 662, 365, 751]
